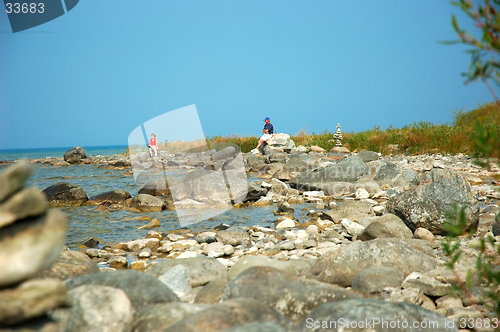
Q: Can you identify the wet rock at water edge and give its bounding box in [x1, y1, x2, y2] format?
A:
[88, 189, 132, 205]
[63, 147, 87, 164]
[128, 194, 166, 212]
[42, 182, 89, 207]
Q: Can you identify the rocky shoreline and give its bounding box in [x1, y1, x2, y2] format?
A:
[0, 139, 499, 331]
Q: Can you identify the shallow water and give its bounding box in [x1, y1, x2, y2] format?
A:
[0, 162, 317, 250]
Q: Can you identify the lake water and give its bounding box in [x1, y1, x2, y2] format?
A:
[0, 146, 317, 249]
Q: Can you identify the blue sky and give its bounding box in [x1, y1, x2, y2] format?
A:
[0, 0, 494, 149]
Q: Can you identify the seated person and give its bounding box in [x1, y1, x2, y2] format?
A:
[149, 133, 158, 157]
[251, 117, 273, 154]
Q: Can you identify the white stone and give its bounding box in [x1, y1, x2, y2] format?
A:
[247, 246, 258, 253]
[355, 188, 370, 199]
[306, 225, 319, 234]
[372, 191, 388, 199]
[261, 182, 272, 188]
[276, 218, 296, 229]
[176, 251, 198, 259]
[296, 229, 309, 239]
[303, 191, 325, 198]
[373, 205, 386, 215]
[284, 230, 297, 240]
[341, 218, 365, 236]
[166, 234, 185, 242]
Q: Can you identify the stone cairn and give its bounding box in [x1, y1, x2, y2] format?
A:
[333, 123, 343, 147]
[0, 161, 69, 326]
[329, 123, 350, 155]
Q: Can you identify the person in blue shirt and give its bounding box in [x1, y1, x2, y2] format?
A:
[251, 117, 274, 154]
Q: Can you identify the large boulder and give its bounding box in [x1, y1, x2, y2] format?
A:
[320, 200, 375, 223]
[290, 156, 370, 193]
[164, 298, 296, 332]
[64, 270, 180, 309]
[134, 303, 212, 332]
[301, 299, 458, 331]
[145, 257, 227, 287]
[65, 285, 133, 332]
[168, 169, 247, 205]
[357, 151, 380, 163]
[387, 168, 479, 235]
[493, 213, 500, 236]
[243, 182, 268, 202]
[138, 178, 172, 196]
[368, 160, 419, 188]
[227, 256, 299, 280]
[222, 266, 363, 324]
[63, 147, 87, 164]
[302, 238, 438, 287]
[42, 182, 89, 207]
[356, 213, 413, 241]
[266, 133, 296, 152]
[351, 266, 405, 294]
[35, 250, 99, 281]
[88, 190, 132, 205]
[215, 226, 251, 246]
[128, 194, 166, 212]
[283, 154, 316, 174]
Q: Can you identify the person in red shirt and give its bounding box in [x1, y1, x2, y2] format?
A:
[149, 133, 158, 157]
